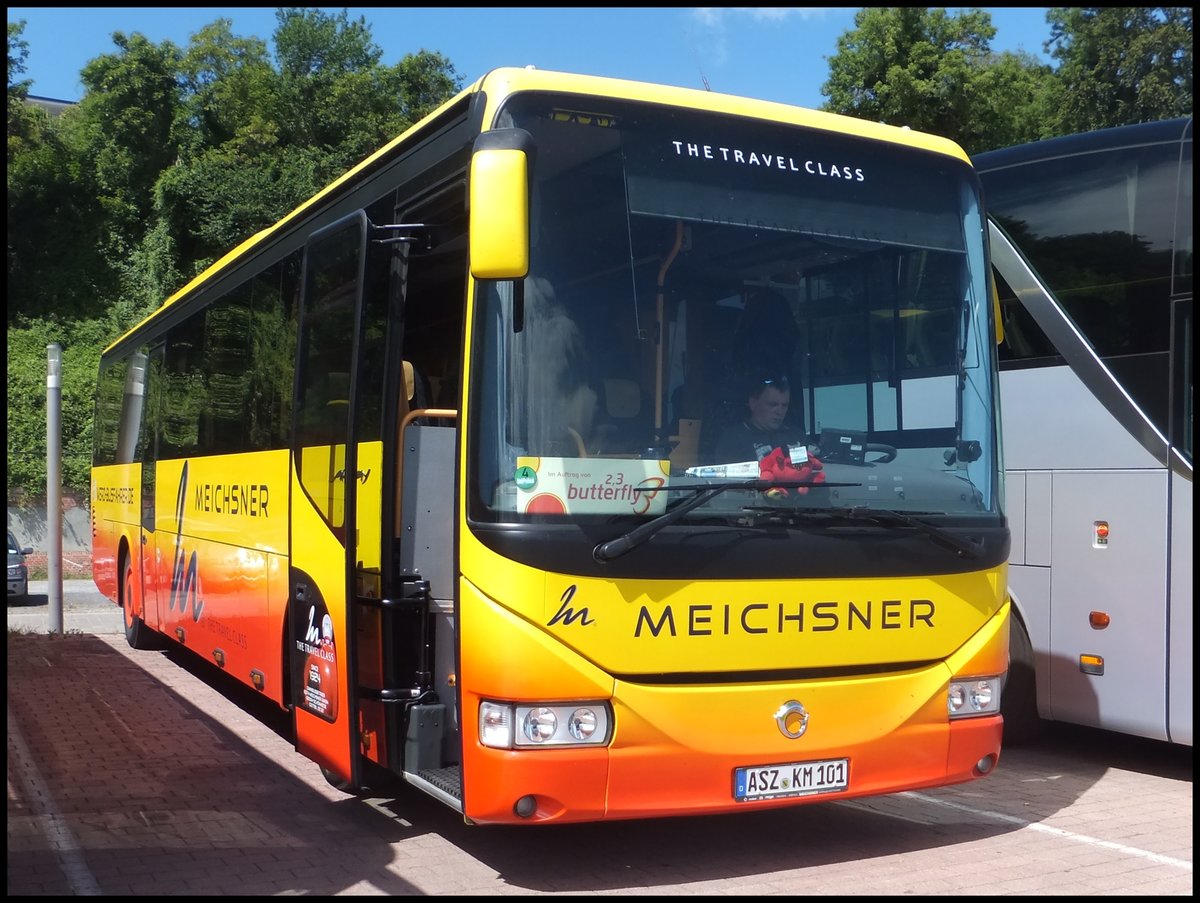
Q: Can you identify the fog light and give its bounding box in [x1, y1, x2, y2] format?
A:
[975, 754, 996, 776]
[514, 795, 537, 818]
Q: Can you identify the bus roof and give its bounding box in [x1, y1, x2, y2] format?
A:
[973, 116, 1193, 173]
[468, 67, 970, 161]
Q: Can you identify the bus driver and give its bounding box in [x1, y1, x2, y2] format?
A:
[713, 376, 807, 464]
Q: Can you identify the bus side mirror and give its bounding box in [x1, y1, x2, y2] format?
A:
[469, 129, 534, 280]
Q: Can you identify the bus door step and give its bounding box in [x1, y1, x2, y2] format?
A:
[404, 766, 462, 810]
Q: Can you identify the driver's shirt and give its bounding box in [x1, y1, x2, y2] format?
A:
[712, 421, 806, 465]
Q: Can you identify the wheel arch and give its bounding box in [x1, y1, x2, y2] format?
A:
[116, 535, 133, 609]
[1001, 586, 1043, 744]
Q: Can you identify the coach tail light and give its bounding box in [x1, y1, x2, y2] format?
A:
[479, 700, 612, 749]
[947, 676, 1002, 718]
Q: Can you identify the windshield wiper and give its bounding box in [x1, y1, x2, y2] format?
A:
[592, 479, 857, 562]
[731, 505, 983, 558]
[842, 507, 982, 559]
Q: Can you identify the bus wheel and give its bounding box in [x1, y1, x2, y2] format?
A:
[121, 554, 159, 651]
[1002, 616, 1043, 745]
[320, 765, 359, 794]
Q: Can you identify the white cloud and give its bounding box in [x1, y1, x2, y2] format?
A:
[688, 8, 842, 69]
[691, 7, 840, 28]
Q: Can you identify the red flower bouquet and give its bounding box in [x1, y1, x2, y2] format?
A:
[758, 446, 825, 497]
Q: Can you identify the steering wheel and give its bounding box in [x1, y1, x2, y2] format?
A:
[865, 442, 897, 464]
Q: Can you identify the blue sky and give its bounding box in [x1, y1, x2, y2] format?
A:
[8, 7, 1055, 111]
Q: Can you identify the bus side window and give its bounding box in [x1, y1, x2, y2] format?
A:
[994, 271, 1057, 362]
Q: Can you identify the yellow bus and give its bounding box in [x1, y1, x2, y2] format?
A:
[91, 67, 1010, 825]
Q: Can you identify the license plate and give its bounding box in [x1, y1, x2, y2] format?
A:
[734, 758, 849, 801]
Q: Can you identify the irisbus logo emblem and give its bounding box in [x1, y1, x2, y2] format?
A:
[775, 700, 810, 739]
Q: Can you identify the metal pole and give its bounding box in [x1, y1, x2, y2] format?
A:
[46, 343, 63, 634]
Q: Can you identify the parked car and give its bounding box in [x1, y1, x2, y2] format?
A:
[8, 530, 33, 601]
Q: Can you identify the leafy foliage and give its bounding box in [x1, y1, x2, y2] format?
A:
[1044, 7, 1193, 134]
[6, 317, 109, 502]
[821, 7, 1191, 152]
[7, 20, 36, 144]
[7, 11, 460, 501]
[822, 8, 1054, 154]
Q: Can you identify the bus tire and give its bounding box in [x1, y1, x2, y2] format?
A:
[121, 552, 161, 651]
[1002, 615, 1042, 745]
[320, 765, 359, 794]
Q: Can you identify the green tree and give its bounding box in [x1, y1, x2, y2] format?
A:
[174, 18, 276, 155]
[821, 7, 1054, 153]
[7, 20, 37, 151]
[8, 20, 119, 324]
[6, 112, 117, 323]
[273, 8, 388, 158]
[1044, 7, 1193, 134]
[7, 9, 461, 502]
[147, 9, 459, 283]
[269, 9, 458, 166]
[77, 32, 183, 256]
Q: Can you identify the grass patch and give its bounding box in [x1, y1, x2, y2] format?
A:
[26, 563, 93, 581]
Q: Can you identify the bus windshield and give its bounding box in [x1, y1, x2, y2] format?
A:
[471, 94, 998, 529]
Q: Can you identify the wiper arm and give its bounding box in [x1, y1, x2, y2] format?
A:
[844, 507, 982, 559]
[592, 479, 855, 562]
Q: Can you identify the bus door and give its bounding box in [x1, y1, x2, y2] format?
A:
[131, 346, 162, 635]
[370, 185, 466, 805]
[288, 210, 371, 787]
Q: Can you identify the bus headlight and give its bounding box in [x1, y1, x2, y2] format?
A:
[567, 707, 599, 741]
[522, 707, 557, 742]
[479, 700, 612, 748]
[947, 676, 1002, 718]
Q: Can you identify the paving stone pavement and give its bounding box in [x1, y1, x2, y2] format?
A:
[7, 583, 1192, 896]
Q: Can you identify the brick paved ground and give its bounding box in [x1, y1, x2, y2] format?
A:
[7, 625, 1192, 896]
